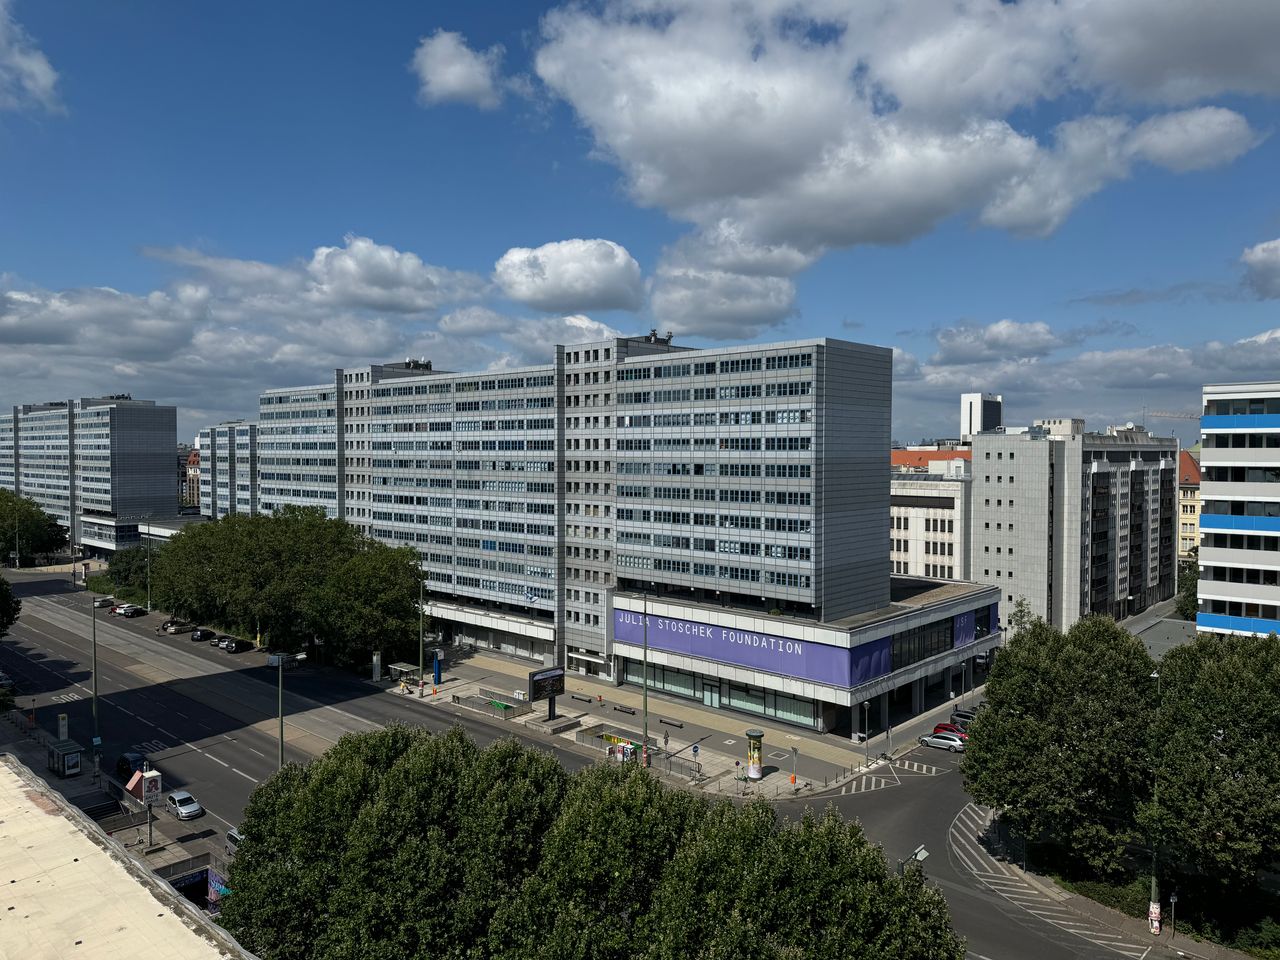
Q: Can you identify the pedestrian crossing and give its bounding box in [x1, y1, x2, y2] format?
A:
[949, 803, 1152, 959]
[836, 757, 946, 794]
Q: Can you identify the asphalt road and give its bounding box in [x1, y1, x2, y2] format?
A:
[0, 571, 593, 835]
[2, 570, 1132, 960]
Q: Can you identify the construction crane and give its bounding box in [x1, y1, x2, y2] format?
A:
[1147, 410, 1199, 421]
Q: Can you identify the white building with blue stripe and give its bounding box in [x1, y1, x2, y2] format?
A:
[1198, 381, 1280, 637]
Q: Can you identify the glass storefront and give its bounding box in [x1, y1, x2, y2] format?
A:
[620, 658, 819, 729]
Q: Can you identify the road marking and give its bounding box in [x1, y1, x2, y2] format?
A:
[247, 747, 266, 758]
[139, 718, 156, 727]
[947, 802, 1152, 959]
[231, 768, 257, 782]
[157, 728, 178, 739]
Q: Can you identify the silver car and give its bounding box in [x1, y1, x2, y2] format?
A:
[919, 731, 966, 753]
[166, 790, 204, 820]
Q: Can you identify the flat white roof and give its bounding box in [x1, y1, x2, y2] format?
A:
[0, 756, 252, 959]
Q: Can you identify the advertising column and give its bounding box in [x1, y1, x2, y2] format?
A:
[746, 729, 764, 780]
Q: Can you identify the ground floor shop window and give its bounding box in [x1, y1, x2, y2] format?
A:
[620, 659, 818, 729]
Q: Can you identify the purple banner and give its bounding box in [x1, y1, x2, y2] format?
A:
[851, 636, 891, 686]
[953, 610, 976, 648]
[613, 610, 855, 687]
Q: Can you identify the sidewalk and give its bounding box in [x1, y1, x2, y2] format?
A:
[0, 708, 219, 875]
[388, 647, 984, 799]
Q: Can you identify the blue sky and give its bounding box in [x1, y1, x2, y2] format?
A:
[2, 0, 1279, 446]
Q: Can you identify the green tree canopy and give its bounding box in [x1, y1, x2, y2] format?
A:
[222, 728, 968, 960]
[0, 575, 20, 635]
[962, 615, 1156, 876]
[1174, 548, 1198, 621]
[0, 489, 67, 564]
[146, 507, 421, 664]
[1142, 631, 1280, 892]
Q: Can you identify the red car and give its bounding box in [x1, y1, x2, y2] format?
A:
[933, 722, 969, 740]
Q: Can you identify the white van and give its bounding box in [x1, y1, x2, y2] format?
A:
[225, 827, 244, 858]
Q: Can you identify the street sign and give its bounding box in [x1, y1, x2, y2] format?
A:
[141, 769, 162, 806]
[692, 744, 699, 758]
[527, 666, 565, 703]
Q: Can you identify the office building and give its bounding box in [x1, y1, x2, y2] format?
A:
[961, 392, 1003, 441]
[260, 334, 999, 734]
[1198, 382, 1280, 638]
[197, 421, 259, 519]
[970, 420, 1177, 628]
[890, 459, 972, 580]
[0, 395, 177, 547]
[184, 449, 201, 506]
[1178, 450, 1201, 560]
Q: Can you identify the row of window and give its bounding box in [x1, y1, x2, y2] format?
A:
[1203, 433, 1280, 448]
[1200, 565, 1280, 586]
[1201, 598, 1280, 621]
[615, 508, 813, 532]
[1204, 466, 1280, 484]
[1202, 500, 1280, 517]
[616, 485, 812, 502]
[1204, 398, 1280, 415]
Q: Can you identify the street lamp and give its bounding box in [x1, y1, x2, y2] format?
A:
[898, 844, 930, 876]
[641, 582, 654, 768]
[1149, 668, 1162, 934]
[862, 700, 871, 765]
[278, 652, 308, 769]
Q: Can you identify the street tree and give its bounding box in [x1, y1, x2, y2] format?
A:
[1142, 631, 1280, 893]
[963, 615, 1156, 876]
[219, 725, 429, 960]
[642, 801, 965, 960]
[0, 489, 67, 564]
[1174, 547, 1199, 621]
[0, 575, 19, 635]
[489, 762, 709, 960]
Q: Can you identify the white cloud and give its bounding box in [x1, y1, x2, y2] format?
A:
[410, 30, 505, 109]
[149, 235, 485, 316]
[649, 265, 795, 340]
[930, 319, 1068, 365]
[0, 0, 60, 113]
[1242, 238, 1280, 299]
[1126, 107, 1260, 173]
[438, 305, 516, 336]
[306, 235, 485, 312]
[494, 238, 643, 313]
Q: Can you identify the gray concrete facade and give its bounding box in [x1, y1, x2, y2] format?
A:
[0, 396, 177, 547]
[970, 423, 1177, 629]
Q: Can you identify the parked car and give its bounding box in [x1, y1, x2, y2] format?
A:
[225, 827, 244, 858]
[222, 638, 250, 653]
[166, 790, 204, 820]
[949, 715, 972, 732]
[217, 636, 237, 650]
[919, 731, 966, 753]
[191, 628, 216, 642]
[951, 706, 980, 724]
[118, 605, 146, 619]
[115, 751, 147, 780]
[933, 722, 969, 739]
[211, 632, 227, 646]
[109, 603, 128, 615]
[0, 672, 16, 691]
[161, 619, 193, 634]
[92, 596, 115, 609]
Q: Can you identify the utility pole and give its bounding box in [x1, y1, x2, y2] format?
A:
[418, 560, 425, 693]
[91, 598, 99, 745]
[278, 654, 284, 769]
[641, 586, 650, 768]
[144, 520, 152, 612]
[863, 700, 871, 765]
[1149, 669, 1162, 933]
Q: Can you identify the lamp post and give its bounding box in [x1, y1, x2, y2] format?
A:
[418, 557, 425, 694]
[144, 520, 152, 612]
[862, 700, 871, 765]
[641, 584, 651, 767]
[278, 652, 307, 769]
[91, 596, 99, 746]
[1149, 668, 1162, 933]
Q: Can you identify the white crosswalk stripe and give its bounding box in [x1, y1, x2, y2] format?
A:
[892, 758, 945, 775]
[948, 802, 1152, 958]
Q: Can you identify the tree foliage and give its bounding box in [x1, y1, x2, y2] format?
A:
[963, 615, 1156, 876]
[136, 507, 420, 664]
[0, 575, 19, 635]
[0, 489, 67, 563]
[1174, 548, 1198, 621]
[222, 727, 966, 960]
[1141, 631, 1280, 892]
[964, 610, 1280, 904]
